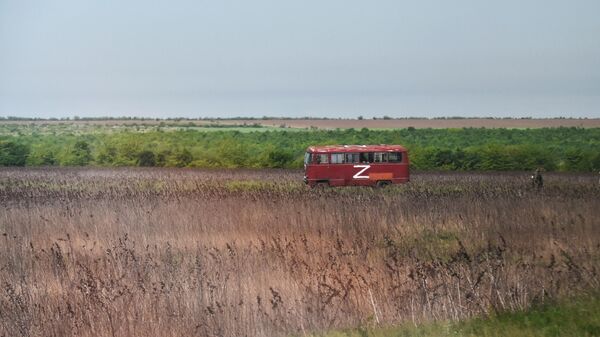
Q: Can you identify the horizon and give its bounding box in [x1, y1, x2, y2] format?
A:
[2, 115, 600, 121]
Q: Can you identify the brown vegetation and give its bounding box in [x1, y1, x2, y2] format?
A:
[1, 168, 599, 337]
[217, 118, 600, 129]
[2, 117, 600, 129]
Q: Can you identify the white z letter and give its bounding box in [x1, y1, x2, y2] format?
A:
[353, 165, 370, 179]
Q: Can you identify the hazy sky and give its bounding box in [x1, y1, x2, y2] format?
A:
[1, 0, 599, 118]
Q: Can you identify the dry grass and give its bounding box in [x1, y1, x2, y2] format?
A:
[218, 118, 600, 129]
[1, 168, 599, 337]
[2, 118, 600, 129]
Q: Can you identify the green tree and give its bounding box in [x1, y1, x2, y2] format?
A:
[155, 149, 171, 167]
[174, 148, 193, 167]
[27, 143, 57, 166]
[0, 140, 29, 166]
[264, 148, 293, 168]
[214, 139, 249, 168]
[96, 145, 118, 165]
[62, 140, 92, 166]
[137, 150, 156, 167]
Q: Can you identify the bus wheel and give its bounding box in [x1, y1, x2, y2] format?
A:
[314, 181, 329, 189]
[376, 181, 391, 188]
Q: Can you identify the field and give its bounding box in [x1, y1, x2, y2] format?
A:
[1, 168, 599, 337]
[2, 118, 600, 129]
[216, 118, 600, 129]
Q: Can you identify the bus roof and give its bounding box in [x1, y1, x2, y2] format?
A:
[306, 145, 407, 153]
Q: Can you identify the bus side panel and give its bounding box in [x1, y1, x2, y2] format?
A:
[335, 163, 405, 186]
[305, 164, 330, 185]
[355, 161, 409, 185]
[391, 152, 410, 183]
[391, 164, 410, 184]
[343, 163, 377, 186]
[328, 163, 347, 186]
[335, 164, 368, 186]
[341, 164, 364, 186]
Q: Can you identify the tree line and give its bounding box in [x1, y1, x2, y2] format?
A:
[1, 127, 599, 171]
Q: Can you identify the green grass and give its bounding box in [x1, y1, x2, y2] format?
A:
[313, 295, 600, 337]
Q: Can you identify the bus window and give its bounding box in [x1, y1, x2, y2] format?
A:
[331, 153, 345, 164]
[345, 153, 359, 163]
[388, 152, 403, 163]
[374, 152, 388, 163]
[360, 152, 374, 163]
[304, 152, 311, 165]
[315, 154, 329, 164]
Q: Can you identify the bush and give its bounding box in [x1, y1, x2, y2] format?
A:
[0, 140, 29, 166]
[2, 126, 599, 171]
[60, 140, 92, 166]
[137, 150, 156, 167]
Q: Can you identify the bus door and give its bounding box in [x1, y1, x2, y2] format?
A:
[312, 153, 330, 182]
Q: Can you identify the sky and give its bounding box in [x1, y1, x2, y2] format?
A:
[1, 0, 599, 119]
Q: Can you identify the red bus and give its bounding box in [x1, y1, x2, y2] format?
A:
[303, 145, 410, 187]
